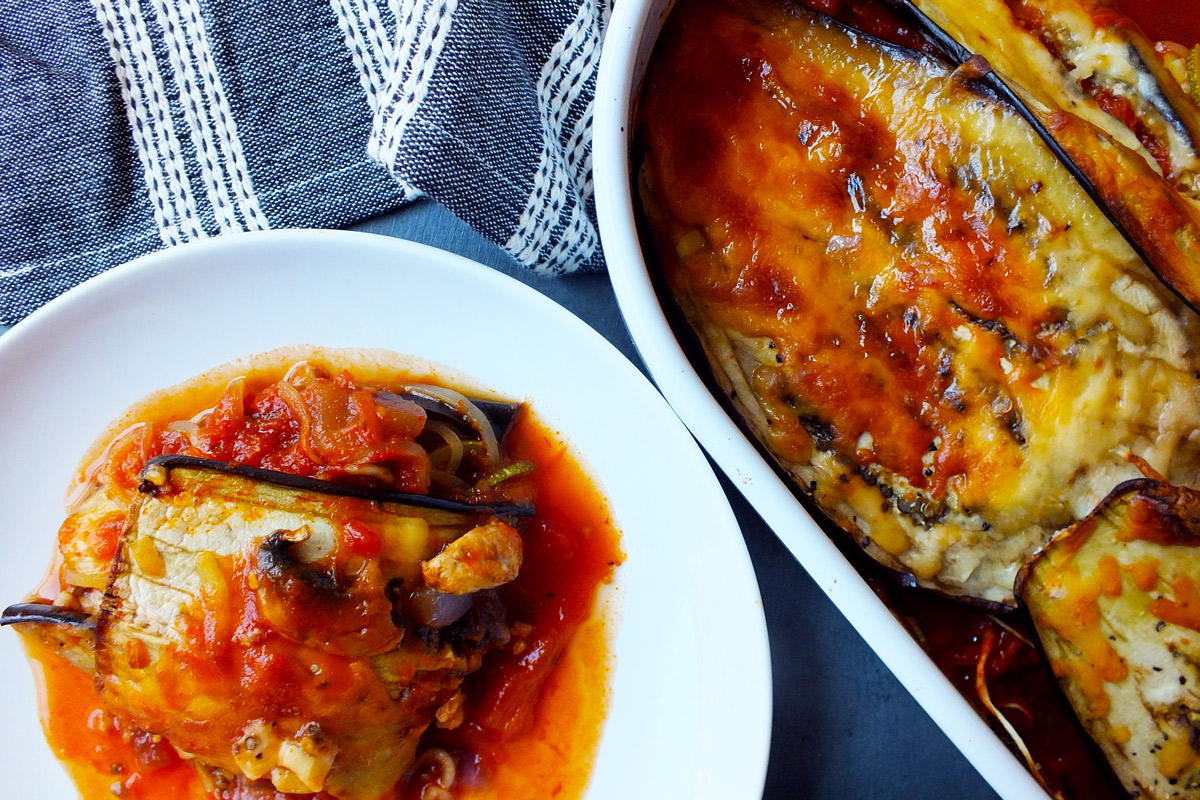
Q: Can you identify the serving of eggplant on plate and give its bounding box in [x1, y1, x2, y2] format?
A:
[7, 450, 533, 799]
[1, 358, 576, 800]
[0, 235, 773, 800]
[596, 0, 1200, 797]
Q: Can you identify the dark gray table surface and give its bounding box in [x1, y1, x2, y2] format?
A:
[2, 200, 1003, 800]
[351, 201, 1003, 800]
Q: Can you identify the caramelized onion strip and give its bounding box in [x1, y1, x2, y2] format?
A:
[331, 464, 395, 483]
[423, 419, 465, 475]
[975, 628, 1045, 792]
[411, 747, 457, 797]
[404, 385, 500, 466]
[165, 420, 200, 438]
[274, 380, 323, 466]
[65, 422, 147, 512]
[430, 471, 471, 494]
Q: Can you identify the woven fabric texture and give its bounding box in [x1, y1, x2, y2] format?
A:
[0, 0, 608, 324]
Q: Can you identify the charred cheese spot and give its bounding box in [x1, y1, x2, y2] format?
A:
[639, 0, 1200, 604]
[1018, 482, 1200, 800]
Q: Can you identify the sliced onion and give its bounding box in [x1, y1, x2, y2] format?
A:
[404, 385, 500, 466]
[423, 419, 464, 474]
[373, 390, 427, 414]
[165, 420, 200, 437]
[191, 376, 245, 428]
[327, 464, 394, 483]
[411, 748, 456, 790]
[66, 422, 147, 511]
[408, 588, 473, 628]
[974, 627, 1041, 784]
[429, 470, 471, 494]
[274, 380, 324, 465]
[282, 360, 314, 383]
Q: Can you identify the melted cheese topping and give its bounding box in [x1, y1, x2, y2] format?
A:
[1020, 485, 1200, 800]
[912, 0, 1200, 196]
[638, 0, 1200, 603]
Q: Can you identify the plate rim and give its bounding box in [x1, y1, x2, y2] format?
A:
[0, 228, 773, 800]
[592, 4, 1052, 799]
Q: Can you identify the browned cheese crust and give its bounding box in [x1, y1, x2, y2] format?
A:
[911, 0, 1200, 311]
[636, 0, 1200, 604]
[1017, 481, 1200, 800]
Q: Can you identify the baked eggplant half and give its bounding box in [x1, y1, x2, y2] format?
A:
[1016, 480, 1200, 800]
[899, 0, 1200, 190]
[10, 456, 526, 800]
[879, 0, 1200, 312]
[637, 0, 1200, 605]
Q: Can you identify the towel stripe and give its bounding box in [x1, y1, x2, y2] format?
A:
[148, 0, 242, 230]
[504, 0, 605, 272]
[331, 0, 388, 110]
[373, 0, 459, 169]
[173, 0, 270, 229]
[333, 0, 420, 196]
[89, 0, 268, 242]
[114, 0, 207, 241]
[91, 0, 206, 245]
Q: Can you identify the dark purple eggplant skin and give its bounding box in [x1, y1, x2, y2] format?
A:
[376, 390, 522, 440]
[866, 0, 1200, 318]
[0, 602, 94, 629]
[1013, 478, 1200, 800]
[139, 454, 535, 518]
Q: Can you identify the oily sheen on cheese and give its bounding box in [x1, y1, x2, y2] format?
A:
[1016, 481, 1200, 800]
[637, 0, 1200, 604]
[910, 0, 1200, 197]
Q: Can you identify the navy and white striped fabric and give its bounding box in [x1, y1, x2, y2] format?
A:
[0, 0, 608, 325]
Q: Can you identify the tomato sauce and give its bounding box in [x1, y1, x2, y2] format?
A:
[1109, 0, 1200, 48]
[413, 416, 622, 799]
[16, 351, 622, 800]
[874, 579, 1124, 799]
[649, 2, 1189, 797]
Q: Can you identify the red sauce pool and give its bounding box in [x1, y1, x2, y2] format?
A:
[1110, 0, 1200, 48]
[18, 358, 622, 800]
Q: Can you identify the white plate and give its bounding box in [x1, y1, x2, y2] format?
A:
[592, 3, 1049, 799]
[0, 230, 771, 799]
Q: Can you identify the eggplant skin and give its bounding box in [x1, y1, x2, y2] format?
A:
[903, 0, 1200, 315]
[637, 0, 1200, 605]
[1016, 481, 1200, 800]
[95, 459, 507, 800]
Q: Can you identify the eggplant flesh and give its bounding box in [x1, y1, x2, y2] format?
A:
[900, 0, 1200, 186]
[1017, 481, 1200, 800]
[84, 457, 519, 800]
[638, 0, 1200, 605]
[879, 0, 1200, 314]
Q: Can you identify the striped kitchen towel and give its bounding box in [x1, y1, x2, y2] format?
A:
[0, 0, 609, 325]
